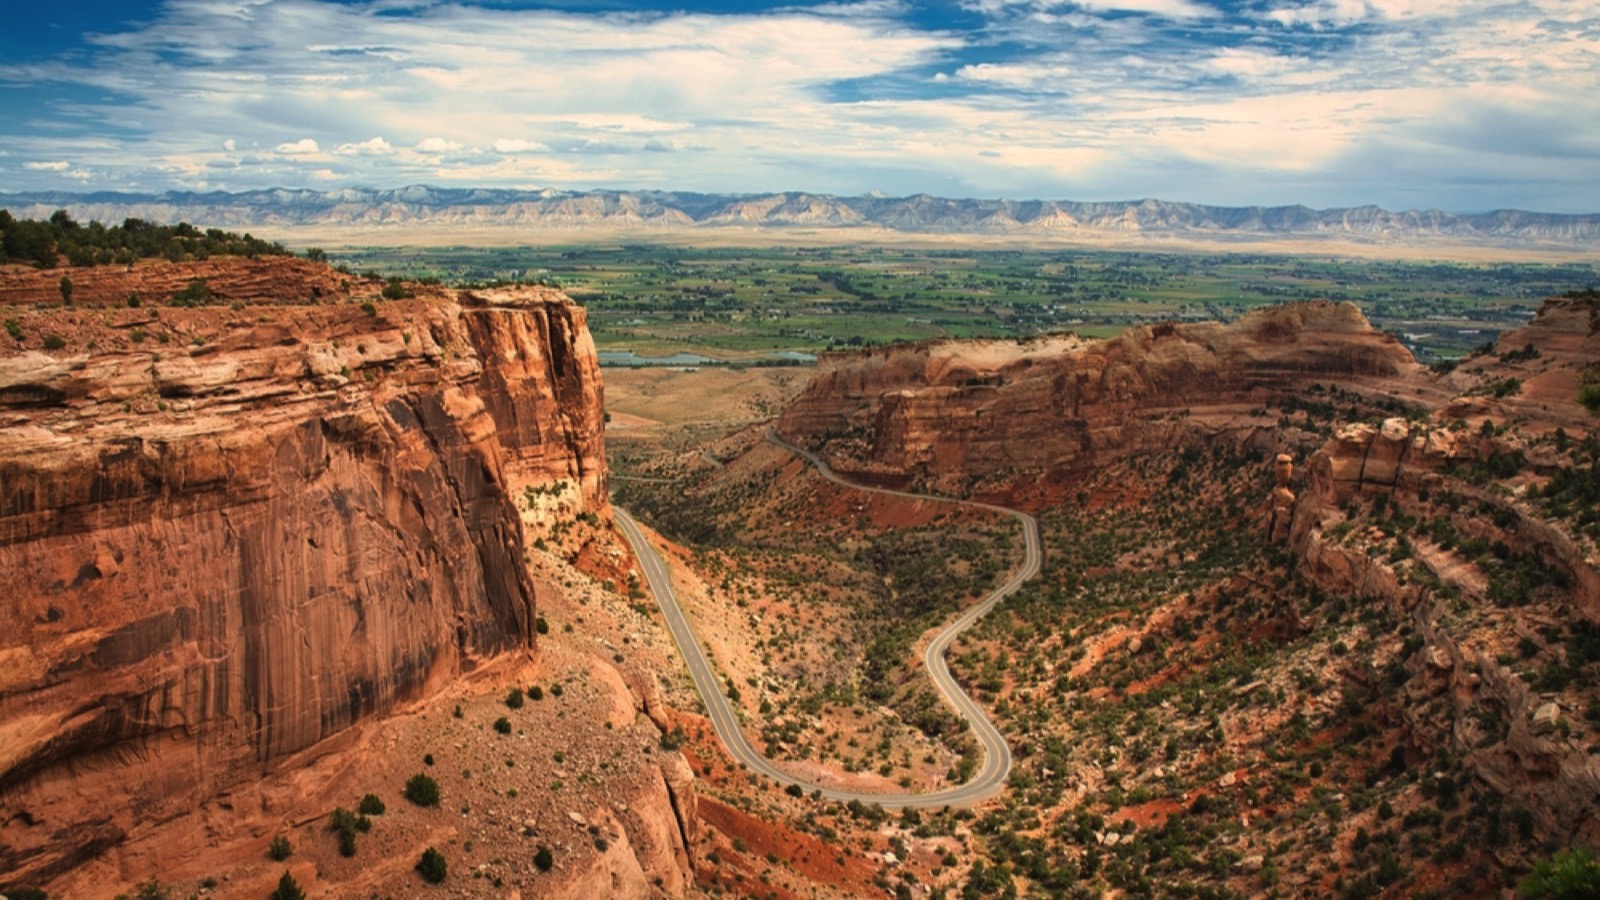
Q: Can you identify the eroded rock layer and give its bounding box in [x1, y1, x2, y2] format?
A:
[0, 282, 607, 884]
[778, 300, 1418, 497]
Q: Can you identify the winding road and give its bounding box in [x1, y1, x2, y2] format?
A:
[614, 430, 1041, 809]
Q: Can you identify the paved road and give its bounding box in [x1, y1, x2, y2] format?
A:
[613, 430, 1041, 809]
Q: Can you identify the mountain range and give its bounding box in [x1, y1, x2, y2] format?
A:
[3, 186, 1597, 246]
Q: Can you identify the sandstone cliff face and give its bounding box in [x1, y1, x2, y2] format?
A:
[0, 283, 607, 884]
[778, 301, 1417, 497]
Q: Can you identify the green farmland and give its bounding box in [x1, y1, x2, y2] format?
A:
[334, 245, 1598, 362]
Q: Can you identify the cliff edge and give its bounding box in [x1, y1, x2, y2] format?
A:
[0, 269, 608, 886]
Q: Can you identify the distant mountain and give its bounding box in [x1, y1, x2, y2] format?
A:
[3, 186, 1597, 246]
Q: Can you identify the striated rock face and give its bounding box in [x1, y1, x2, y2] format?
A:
[0, 280, 607, 884]
[778, 301, 1417, 497]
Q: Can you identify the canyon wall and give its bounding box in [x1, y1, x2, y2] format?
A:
[0, 281, 607, 884]
[778, 300, 1417, 498]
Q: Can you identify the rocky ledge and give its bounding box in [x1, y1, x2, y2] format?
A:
[778, 300, 1418, 498]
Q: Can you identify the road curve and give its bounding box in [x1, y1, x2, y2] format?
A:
[613, 430, 1041, 809]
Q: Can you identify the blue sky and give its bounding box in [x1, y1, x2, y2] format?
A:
[2, 0, 1598, 211]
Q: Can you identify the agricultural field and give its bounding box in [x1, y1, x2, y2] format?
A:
[334, 245, 1597, 362]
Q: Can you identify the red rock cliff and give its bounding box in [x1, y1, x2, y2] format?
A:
[778, 300, 1417, 497]
[0, 280, 606, 883]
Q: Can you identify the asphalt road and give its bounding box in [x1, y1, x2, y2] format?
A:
[613, 430, 1041, 809]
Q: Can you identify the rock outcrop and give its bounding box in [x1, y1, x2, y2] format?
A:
[778, 301, 1417, 498]
[0, 277, 607, 885]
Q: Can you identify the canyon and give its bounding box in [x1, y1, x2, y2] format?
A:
[4, 246, 1597, 897]
[620, 294, 1600, 896]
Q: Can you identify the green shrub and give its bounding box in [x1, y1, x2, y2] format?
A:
[358, 793, 386, 815]
[268, 834, 292, 861]
[405, 773, 441, 807]
[43, 334, 66, 350]
[4, 318, 22, 341]
[534, 845, 555, 872]
[506, 688, 525, 709]
[1521, 846, 1600, 898]
[1581, 384, 1600, 416]
[172, 278, 213, 306]
[417, 846, 448, 884]
[494, 716, 512, 734]
[269, 870, 306, 900]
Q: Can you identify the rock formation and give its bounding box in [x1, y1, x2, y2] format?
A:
[778, 300, 1417, 498]
[0, 275, 608, 885]
[1268, 453, 1296, 542]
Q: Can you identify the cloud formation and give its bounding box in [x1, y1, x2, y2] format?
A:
[0, 0, 1595, 212]
[274, 138, 321, 156]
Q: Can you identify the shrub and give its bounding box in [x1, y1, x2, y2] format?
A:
[494, 716, 512, 734]
[269, 870, 306, 900]
[505, 688, 525, 709]
[4, 318, 21, 341]
[58, 275, 72, 304]
[534, 845, 555, 872]
[1581, 384, 1600, 416]
[268, 834, 292, 861]
[529, 685, 544, 701]
[358, 793, 386, 815]
[417, 846, 448, 884]
[360, 300, 378, 316]
[43, 334, 66, 350]
[405, 773, 441, 807]
[1521, 846, 1600, 898]
[381, 278, 410, 300]
[172, 278, 213, 306]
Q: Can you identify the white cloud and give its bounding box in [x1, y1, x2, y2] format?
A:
[275, 138, 321, 155]
[415, 137, 463, 154]
[491, 138, 551, 154]
[1, 0, 1595, 210]
[964, 0, 1213, 19]
[24, 160, 72, 171]
[335, 136, 393, 155]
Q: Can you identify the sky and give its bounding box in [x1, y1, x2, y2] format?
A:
[1, 0, 1598, 212]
